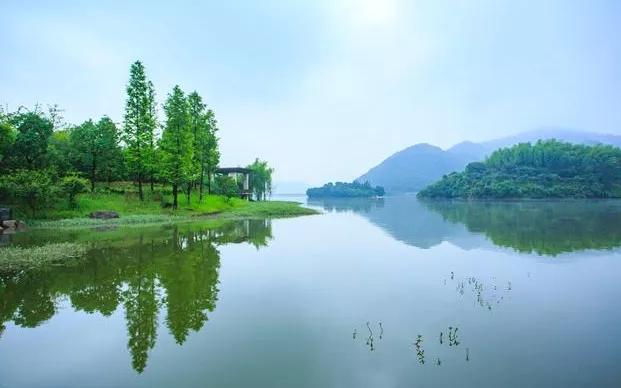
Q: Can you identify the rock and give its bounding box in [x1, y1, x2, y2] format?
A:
[2, 220, 17, 229]
[89, 211, 120, 219]
[0, 208, 11, 221]
[1, 227, 15, 235]
[16, 221, 27, 231]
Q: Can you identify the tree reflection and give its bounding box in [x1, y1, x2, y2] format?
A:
[307, 197, 384, 213]
[0, 219, 272, 372]
[422, 200, 621, 255]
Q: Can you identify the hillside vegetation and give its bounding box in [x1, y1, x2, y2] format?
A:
[356, 129, 621, 193]
[306, 181, 385, 198]
[418, 140, 621, 199]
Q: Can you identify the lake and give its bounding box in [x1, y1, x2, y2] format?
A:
[1, 195, 621, 387]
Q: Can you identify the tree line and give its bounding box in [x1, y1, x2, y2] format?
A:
[306, 181, 385, 198]
[418, 140, 621, 199]
[0, 60, 273, 214]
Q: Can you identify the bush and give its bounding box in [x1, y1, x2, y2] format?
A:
[60, 175, 89, 208]
[0, 169, 60, 217]
[213, 175, 239, 198]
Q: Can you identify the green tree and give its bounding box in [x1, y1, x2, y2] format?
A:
[187, 92, 220, 201]
[10, 110, 54, 170]
[123, 61, 157, 201]
[203, 109, 220, 196]
[213, 175, 239, 199]
[247, 158, 274, 201]
[47, 130, 76, 177]
[186, 92, 204, 203]
[70, 116, 121, 191]
[0, 170, 59, 217]
[160, 86, 193, 209]
[0, 112, 16, 171]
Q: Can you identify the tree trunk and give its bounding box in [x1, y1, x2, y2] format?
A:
[186, 184, 191, 205]
[91, 155, 97, 192]
[199, 165, 205, 202]
[150, 172, 154, 192]
[207, 170, 212, 194]
[172, 183, 178, 210]
[138, 172, 144, 201]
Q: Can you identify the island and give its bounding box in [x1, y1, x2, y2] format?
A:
[306, 181, 385, 198]
[417, 140, 621, 199]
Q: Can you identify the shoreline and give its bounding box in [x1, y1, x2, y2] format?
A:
[25, 200, 319, 230]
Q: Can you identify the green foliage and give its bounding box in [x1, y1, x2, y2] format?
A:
[0, 170, 59, 217]
[418, 140, 621, 199]
[0, 60, 282, 221]
[247, 158, 274, 200]
[122, 60, 157, 200]
[9, 110, 54, 170]
[307, 181, 385, 198]
[0, 111, 16, 170]
[71, 116, 123, 190]
[187, 91, 220, 199]
[213, 175, 239, 198]
[160, 85, 194, 209]
[60, 175, 89, 208]
[47, 130, 76, 176]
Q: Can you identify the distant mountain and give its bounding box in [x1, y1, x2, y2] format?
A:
[357, 128, 621, 193]
[356, 144, 471, 193]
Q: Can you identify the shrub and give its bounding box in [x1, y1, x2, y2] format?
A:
[0, 169, 60, 217]
[213, 175, 239, 198]
[60, 175, 89, 208]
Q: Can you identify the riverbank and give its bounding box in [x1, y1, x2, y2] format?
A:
[24, 195, 318, 229]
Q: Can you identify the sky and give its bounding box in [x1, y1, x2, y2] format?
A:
[1, 0, 621, 185]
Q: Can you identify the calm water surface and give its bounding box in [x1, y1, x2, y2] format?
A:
[1, 196, 621, 387]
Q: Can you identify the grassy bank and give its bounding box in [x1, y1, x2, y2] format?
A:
[20, 191, 317, 229]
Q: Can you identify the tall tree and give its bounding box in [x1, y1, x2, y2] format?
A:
[186, 92, 204, 203]
[160, 86, 193, 209]
[203, 109, 220, 196]
[187, 92, 220, 201]
[123, 61, 157, 201]
[71, 116, 122, 191]
[146, 81, 158, 192]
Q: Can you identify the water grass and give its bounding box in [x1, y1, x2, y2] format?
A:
[0, 242, 87, 272]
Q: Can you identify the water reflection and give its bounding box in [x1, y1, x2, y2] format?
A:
[310, 196, 621, 255]
[423, 200, 621, 255]
[0, 219, 272, 373]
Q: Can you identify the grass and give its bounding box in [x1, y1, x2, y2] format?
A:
[20, 187, 318, 229]
[224, 200, 318, 218]
[0, 243, 87, 273]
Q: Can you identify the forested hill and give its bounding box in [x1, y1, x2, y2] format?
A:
[356, 129, 621, 193]
[417, 140, 621, 199]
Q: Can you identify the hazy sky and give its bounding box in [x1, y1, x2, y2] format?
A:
[2, 0, 620, 184]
